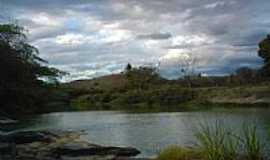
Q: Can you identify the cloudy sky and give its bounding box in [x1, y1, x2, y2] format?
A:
[0, 0, 269, 81]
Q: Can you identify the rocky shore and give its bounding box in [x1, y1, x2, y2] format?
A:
[0, 130, 151, 160]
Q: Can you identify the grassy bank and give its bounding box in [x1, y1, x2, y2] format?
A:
[61, 75, 270, 112]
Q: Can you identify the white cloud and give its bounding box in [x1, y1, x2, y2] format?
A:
[159, 51, 191, 64]
[31, 12, 61, 26]
[55, 33, 94, 46]
[204, 1, 226, 9]
[98, 28, 132, 44]
[171, 34, 215, 47]
[4, 0, 267, 81]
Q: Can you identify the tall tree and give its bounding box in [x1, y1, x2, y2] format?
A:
[125, 63, 132, 73]
[258, 34, 270, 77]
[0, 24, 64, 117]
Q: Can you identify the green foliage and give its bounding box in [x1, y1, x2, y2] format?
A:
[125, 66, 161, 90]
[195, 122, 238, 160]
[195, 122, 265, 160]
[258, 34, 270, 77]
[235, 67, 258, 85]
[125, 63, 132, 72]
[242, 124, 265, 160]
[0, 23, 64, 117]
[157, 145, 201, 160]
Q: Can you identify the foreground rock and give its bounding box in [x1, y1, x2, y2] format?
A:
[55, 142, 140, 157]
[0, 130, 148, 160]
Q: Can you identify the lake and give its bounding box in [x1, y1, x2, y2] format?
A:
[3, 107, 270, 157]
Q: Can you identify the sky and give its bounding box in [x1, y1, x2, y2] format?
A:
[0, 0, 269, 81]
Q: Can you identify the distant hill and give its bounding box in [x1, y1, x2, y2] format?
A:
[63, 74, 128, 91]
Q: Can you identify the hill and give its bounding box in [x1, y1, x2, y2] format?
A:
[63, 74, 128, 91]
[60, 72, 270, 112]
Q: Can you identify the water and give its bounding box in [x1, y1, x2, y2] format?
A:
[3, 107, 270, 157]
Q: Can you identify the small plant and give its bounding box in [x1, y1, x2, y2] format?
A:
[157, 145, 200, 160]
[242, 124, 265, 160]
[195, 121, 229, 160]
[223, 131, 239, 160]
[195, 121, 266, 160]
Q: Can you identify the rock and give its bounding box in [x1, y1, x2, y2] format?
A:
[61, 155, 116, 160]
[3, 131, 56, 144]
[0, 130, 144, 160]
[0, 119, 17, 124]
[0, 115, 17, 125]
[0, 142, 11, 153]
[55, 142, 140, 157]
[116, 158, 153, 160]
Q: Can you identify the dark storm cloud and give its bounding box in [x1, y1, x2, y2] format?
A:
[137, 32, 172, 40]
[0, 0, 269, 81]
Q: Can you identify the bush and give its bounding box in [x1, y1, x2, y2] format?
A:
[157, 145, 201, 160]
[195, 122, 238, 160]
[195, 122, 265, 160]
[242, 124, 265, 160]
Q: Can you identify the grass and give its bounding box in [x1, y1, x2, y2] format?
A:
[242, 124, 266, 160]
[157, 145, 201, 160]
[157, 122, 267, 160]
[195, 122, 239, 160]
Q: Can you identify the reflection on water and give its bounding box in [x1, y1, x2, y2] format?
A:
[3, 107, 270, 157]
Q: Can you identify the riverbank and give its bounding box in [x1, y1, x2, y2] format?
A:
[0, 130, 150, 160]
[66, 80, 270, 111]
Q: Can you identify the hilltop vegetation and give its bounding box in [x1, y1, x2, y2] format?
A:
[62, 68, 270, 111]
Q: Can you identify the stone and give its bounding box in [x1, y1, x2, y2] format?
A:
[0, 117, 17, 124]
[0, 130, 145, 160]
[0, 142, 11, 153]
[55, 142, 140, 157]
[4, 131, 56, 144]
[61, 155, 116, 160]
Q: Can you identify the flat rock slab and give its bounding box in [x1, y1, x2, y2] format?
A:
[0, 130, 146, 160]
[2, 131, 56, 144]
[55, 142, 140, 157]
[61, 155, 116, 160]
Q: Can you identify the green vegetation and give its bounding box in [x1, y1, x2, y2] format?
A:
[65, 74, 270, 111]
[195, 122, 238, 160]
[258, 35, 270, 77]
[0, 24, 65, 118]
[157, 146, 201, 160]
[242, 125, 265, 160]
[157, 122, 266, 160]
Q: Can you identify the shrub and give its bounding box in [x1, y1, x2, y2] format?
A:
[242, 124, 265, 160]
[157, 145, 201, 160]
[195, 122, 231, 160]
[195, 122, 266, 160]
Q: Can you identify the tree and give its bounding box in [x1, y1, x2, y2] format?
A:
[0, 24, 64, 116]
[235, 67, 257, 84]
[177, 53, 197, 87]
[258, 34, 270, 77]
[125, 66, 160, 91]
[125, 63, 132, 73]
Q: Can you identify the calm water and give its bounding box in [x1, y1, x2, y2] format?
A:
[3, 108, 270, 157]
